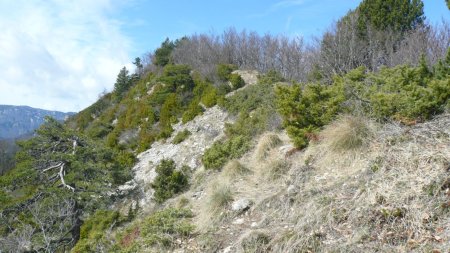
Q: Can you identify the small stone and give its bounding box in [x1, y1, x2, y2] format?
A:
[232, 198, 252, 212]
[287, 185, 298, 195]
[223, 246, 233, 253]
[232, 218, 245, 225]
[251, 222, 258, 228]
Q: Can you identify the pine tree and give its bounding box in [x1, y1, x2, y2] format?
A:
[357, 0, 425, 35]
[114, 67, 131, 97]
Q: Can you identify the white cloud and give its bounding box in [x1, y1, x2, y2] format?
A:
[0, 0, 133, 112]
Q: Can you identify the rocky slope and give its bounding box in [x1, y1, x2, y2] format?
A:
[120, 105, 233, 209]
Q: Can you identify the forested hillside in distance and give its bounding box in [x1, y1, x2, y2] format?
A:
[1, 0, 449, 252]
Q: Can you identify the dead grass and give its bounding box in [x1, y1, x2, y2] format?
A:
[320, 114, 376, 152]
[159, 114, 449, 252]
[261, 159, 290, 181]
[254, 133, 282, 160]
[222, 160, 251, 179]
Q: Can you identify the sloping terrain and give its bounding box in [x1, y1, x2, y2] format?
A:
[166, 114, 449, 252]
[125, 105, 233, 209]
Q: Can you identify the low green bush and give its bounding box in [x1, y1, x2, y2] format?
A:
[172, 129, 191, 144]
[182, 99, 204, 123]
[217, 64, 237, 81]
[276, 81, 345, 148]
[276, 60, 450, 149]
[229, 73, 245, 90]
[115, 208, 194, 251]
[72, 210, 121, 253]
[151, 159, 189, 203]
[202, 135, 250, 170]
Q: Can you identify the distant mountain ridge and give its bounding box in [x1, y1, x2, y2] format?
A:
[0, 105, 75, 139]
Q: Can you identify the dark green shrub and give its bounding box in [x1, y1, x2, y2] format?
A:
[202, 135, 250, 170]
[152, 159, 189, 203]
[201, 86, 218, 107]
[276, 61, 450, 149]
[159, 93, 180, 127]
[229, 73, 245, 90]
[258, 69, 285, 84]
[159, 64, 194, 92]
[182, 99, 204, 123]
[172, 129, 191, 144]
[116, 208, 194, 251]
[222, 82, 276, 115]
[216, 82, 233, 95]
[217, 64, 237, 81]
[276, 81, 345, 148]
[72, 210, 121, 253]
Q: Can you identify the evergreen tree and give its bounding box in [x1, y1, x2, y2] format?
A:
[133, 57, 143, 76]
[114, 67, 131, 97]
[357, 0, 425, 35]
[154, 38, 175, 67]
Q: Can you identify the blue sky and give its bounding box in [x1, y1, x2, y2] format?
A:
[0, 0, 448, 112]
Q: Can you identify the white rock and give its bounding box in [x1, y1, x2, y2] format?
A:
[232, 198, 252, 212]
[286, 185, 298, 195]
[232, 218, 245, 225]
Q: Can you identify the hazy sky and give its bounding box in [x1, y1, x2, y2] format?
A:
[0, 0, 448, 112]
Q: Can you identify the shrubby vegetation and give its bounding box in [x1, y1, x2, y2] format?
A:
[72, 210, 122, 253]
[276, 52, 450, 148]
[172, 129, 191, 144]
[203, 72, 282, 170]
[151, 159, 189, 203]
[0, 118, 133, 252]
[114, 208, 194, 251]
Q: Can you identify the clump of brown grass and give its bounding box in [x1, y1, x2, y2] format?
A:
[255, 133, 282, 160]
[320, 115, 375, 152]
[262, 159, 290, 181]
[207, 183, 234, 214]
[222, 160, 251, 179]
[240, 230, 271, 253]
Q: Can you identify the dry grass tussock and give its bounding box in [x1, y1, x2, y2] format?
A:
[222, 159, 251, 179]
[254, 133, 282, 161]
[320, 114, 376, 152]
[195, 178, 235, 231]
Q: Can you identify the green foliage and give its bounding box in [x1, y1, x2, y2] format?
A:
[202, 135, 251, 170]
[229, 73, 245, 90]
[154, 38, 175, 67]
[258, 69, 286, 84]
[159, 64, 194, 92]
[217, 64, 237, 81]
[114, 67, 132, 98]
[276, 79, 346, 148]
[201, 86, 218, 107]
[159, 93, 180, 127]
[0, 117, 134, 251]
[222, 82, 275, 115]
[72, 210, 121, 253]
[172, 129, 191, 144]
[277, 61, 450, 148]
[151, 159, 189, 203]
[357, 0, 424, 35]
[182, 99, 204, 123]
[116, 208, 194, 251]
